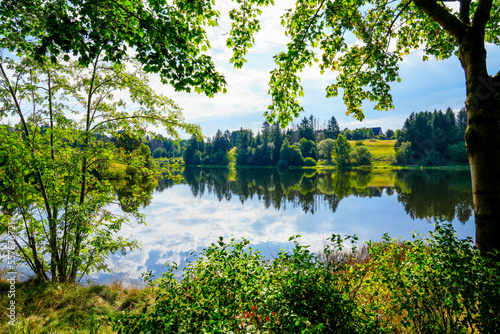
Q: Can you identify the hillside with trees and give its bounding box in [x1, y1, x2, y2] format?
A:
[160, 108, 467, 169]
[395, 108, 468, 166]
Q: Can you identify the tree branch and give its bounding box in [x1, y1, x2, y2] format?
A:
[472, 0, 493, 32]
[459, 0, 471, 25]
[412, 0, 467, 42]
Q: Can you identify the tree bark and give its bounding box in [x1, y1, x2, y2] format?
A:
[460, 30, 500, 258]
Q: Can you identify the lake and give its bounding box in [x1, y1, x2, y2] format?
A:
[94, 167, 475, 284]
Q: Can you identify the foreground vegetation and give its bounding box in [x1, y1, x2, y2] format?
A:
[3, 223, 498, 333]
[0, 277, 150, 333]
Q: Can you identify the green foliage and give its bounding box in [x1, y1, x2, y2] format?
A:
[346, 128, 375, 141]
[260, 0, 499, 127]
[395, 109, 465, 165]
[152, 147, 167, 159]
[115, 133, 142, 153]
[317, 138, 336, 160]
[357, 223, 500, 333]
[333, 134, 351, 168]
[113, 236, 367, 334]
[277, 159, 290, 169]
[385, 129, 395, 140]
[394, 141, 413, 165]
[324, 116, 340, 139]
[298, 115, 315, 141]
[303, 157, 317, 166]
[279, 141, 305, 166]
[112, 223, 500, 333]
[448, 142, 468, 164]
[299, 137, 317, 160]
[125, 165, 139, 178]
[193, 150, 202, 165]
[351, 145, 372, 166]
[0, 55, 200, 283]
[0, 0, 230, 97]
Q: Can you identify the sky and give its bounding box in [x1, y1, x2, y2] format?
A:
[147, 0, 500, 139]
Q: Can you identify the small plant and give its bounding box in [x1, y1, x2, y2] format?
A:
[277, 159, 289, 170]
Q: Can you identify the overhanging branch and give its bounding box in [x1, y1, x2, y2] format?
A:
[412, 0, 467, 42]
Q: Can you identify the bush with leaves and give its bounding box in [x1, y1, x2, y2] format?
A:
[303, 157, 317, 166]
[351, 145, 372, 166]
[333, 134, 351, 168]
[113, 236, 373, 334]
[448, 142, 468, 164]
[317, 138, 335, 160]
[279, 140, 305, 166]
[353, 222, 500, 333]
[394, 141, 413, 165]
[113, 223, 500, 333]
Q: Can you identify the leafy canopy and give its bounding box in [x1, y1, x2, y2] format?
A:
[263, 0, 500, 126]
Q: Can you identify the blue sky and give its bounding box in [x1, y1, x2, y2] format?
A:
[150, 0, 500, 139]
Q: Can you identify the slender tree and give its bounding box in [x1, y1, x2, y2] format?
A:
[0, 55, 199, 282]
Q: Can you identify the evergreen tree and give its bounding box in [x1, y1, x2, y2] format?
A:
[261, 121, 271, 144]
[324, 116, 340, 139]
[298, 116, 315, 141]
[183, 135, 198, 165]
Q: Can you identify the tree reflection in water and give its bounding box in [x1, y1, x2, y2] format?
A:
[155, 167, 473, 223]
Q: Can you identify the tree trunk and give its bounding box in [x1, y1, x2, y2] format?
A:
[461, 33, 500, 258]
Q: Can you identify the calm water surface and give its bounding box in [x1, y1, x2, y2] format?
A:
[95, 168, 475, 283]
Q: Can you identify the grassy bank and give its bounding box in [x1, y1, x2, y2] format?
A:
[0, 276, 151, 333]
[348, 139, 396, 167]
[3, 224, 499, 333]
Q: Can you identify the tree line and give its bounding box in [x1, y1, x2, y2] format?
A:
[395, 107, 468, 166]
[164, 108, 467, 168]
[177, 116, 395, 168]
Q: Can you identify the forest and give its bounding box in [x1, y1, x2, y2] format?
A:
[147, 108, 468, 168]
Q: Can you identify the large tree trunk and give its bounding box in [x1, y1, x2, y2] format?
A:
[461, 33, 500, 258]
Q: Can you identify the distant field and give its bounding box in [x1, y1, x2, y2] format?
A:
[348, 139, 396, 167]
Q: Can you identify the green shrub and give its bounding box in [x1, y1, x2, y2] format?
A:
[394, 141, 413, 165]
[192, 150, 202, 165]
[125, 165, 138, 178]
[351, 145, 372, 166]
[277, 159, 289, 170]
[114, 236, 369, 333]
[448, 142, 468, 164]
[280, 141, 305, 166]
[303, 157, 316, 166]
[334, 134, 351, 168]
[356, 222, 500, 333]
[113, 224, 500, 334]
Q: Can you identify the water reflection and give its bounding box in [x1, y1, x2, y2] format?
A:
[98, 168, 474, 284]
[157, 168, 473, 223]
